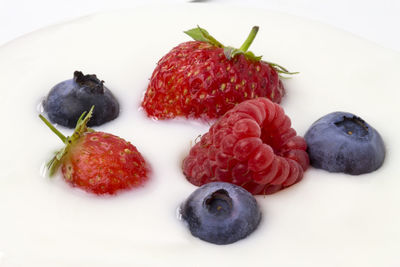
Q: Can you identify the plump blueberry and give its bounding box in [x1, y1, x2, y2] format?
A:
[43, 71, 119, 128]
[180, 182, 261, 245]
[305, 112, 385, 175]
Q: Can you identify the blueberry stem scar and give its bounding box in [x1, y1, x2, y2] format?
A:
[73, 71, 105, 94]
[334, 115, 369, 137]
[204, 189, 233, 216]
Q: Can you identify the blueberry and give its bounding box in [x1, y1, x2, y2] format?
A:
[305, 112, 385, 175]
[43, 71, 119, 128]
[180, 182, 261, 245]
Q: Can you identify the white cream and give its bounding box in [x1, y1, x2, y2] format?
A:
[0, 4, 399, 267]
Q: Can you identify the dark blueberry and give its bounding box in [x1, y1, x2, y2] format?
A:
[305, 112, 385, 175]
[180, 182, 261, 245]
[43, 71, 119, 128]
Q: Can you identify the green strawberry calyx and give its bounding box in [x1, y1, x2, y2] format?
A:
[39, 106, 95, 176]
[184, 26, 298, 76]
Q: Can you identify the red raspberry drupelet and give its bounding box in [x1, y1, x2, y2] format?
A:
[182, 98, 309, 195]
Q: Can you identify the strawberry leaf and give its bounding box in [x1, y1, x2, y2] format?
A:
[70, 106, 94, 143]
[184, 27, 209, 43]
[244, 51, 262, 61]
[47, 148, 66, 176]
[184, 26, 224, 48]
[264, 61, 299, 77]
[224, 47, 263, 61]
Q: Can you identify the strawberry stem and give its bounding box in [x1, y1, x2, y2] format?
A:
[239, 26, 259, 53]
[39, 115, 67, 143]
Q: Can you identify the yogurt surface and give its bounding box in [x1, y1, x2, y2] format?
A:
[0, 4, 399, 267]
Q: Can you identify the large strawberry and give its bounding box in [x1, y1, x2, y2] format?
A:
[142, 26, 295, 120]
[40, 107, 149, 195]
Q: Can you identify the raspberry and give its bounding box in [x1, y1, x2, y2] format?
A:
[182, 98, 309, 195]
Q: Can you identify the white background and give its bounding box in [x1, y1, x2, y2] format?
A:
[0, 0, 399, 52]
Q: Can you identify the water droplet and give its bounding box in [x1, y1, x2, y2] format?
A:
[36, 98, 45, 113]
[176, 206, 183, 221]
[40, 162, 48, 178]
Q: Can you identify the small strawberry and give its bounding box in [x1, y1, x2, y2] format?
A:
[182, 98, 309, 195]
[40, 107, 149, 195]
[142, 26, 296, 120]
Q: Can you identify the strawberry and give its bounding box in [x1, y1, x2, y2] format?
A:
[182, 98, 309, 195]
[142, 26, 296, 120]
[40, 107, 149, 195]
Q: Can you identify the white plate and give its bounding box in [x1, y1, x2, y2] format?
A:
[0, 4, 399, 267]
